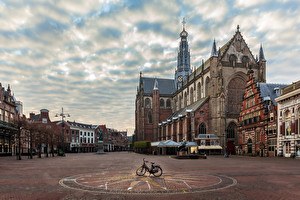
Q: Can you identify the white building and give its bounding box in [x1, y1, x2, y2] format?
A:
[276, 80, 300, 158]
[68, 121, 96, 153]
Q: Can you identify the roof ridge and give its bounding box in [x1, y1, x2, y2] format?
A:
[142, 77, 174, 81]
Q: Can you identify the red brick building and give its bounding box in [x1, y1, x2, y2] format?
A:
[135, 77, 174, 142]
[238, 71, 286, 156]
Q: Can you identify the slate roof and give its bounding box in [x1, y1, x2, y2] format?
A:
[141, 77, 175, 95]
[257, 83, 288, 105]
[67, 121, 94, 129]
[166, 97, 209, 120]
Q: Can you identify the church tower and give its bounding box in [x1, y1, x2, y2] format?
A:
[175, 18, 192, 90]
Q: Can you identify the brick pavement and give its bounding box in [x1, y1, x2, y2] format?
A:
[0, 153, 300, 200]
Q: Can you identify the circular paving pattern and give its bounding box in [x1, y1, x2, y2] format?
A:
[59, 171, 237, 194]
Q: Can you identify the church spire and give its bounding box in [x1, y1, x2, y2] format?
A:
[175, 18, 191, 90]
[211, 39, 218, 57]
[259, 44, 266, 61]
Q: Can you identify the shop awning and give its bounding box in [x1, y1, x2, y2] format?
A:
[179, 141, 198, 147]
[151, 141, 161, 147]
[157, 140, 180, 147]
[198, 145, 222, 150]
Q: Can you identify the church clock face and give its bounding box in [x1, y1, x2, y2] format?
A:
[178, 76, 183, 82]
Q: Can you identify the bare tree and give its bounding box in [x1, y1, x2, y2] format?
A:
[13, 116, 27, 160]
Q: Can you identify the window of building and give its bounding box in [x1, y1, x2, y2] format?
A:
[205, 77, 210, 97]
[145, 98, 151, 108]
[4, 111, 9, 122]
[197, 82, 201, 100]
[242, 56, 249, 68]
[148, 111, 152, 124]
[88, 132, 90, 136]
[229, 54, 237, 67]
[88, 138, 90, 143]
[199, 123, 206, 134]
[190, 88, 194, 104]
[84, 132, 86, 136]
[184, 92, 187, 107]
[179, 95, 182, 110]
[227, 122, 237, 139]
[166, 99, 171, 108]
[160, 99, 165, 108]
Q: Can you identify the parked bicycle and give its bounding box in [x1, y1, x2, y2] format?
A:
[136, 158, 163, 177]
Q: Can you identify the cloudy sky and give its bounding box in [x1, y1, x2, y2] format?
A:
[0, 0, 299, 135]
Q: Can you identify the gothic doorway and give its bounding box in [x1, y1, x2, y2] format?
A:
[226, 122, 237, 155]
[247, 138, 253, 154]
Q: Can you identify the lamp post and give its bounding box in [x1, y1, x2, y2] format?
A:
[55, 107, 70, 156]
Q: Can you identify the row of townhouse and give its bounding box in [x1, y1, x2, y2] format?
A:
[0, 82, 129, 156]
[0, 83, 22, 156]
[238, 71, 300, 158]
[30, 110, 129, 154]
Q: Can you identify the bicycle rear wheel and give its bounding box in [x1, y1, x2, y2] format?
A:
[152, 166, 163, 177]
[136, 166, 146, 176]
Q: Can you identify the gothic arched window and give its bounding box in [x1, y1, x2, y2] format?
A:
[184, 92, 187, 107]
[166, 99, 171, 108]
[229, 54, 237, 67]
[205, 77, 210, 97]
[179, 95, 182, 110]
[242, 56, 249, 68]
[227, 122, 237, 139]
[199, 123, 206, 134]
[227, 77, 246, 117]
[147, 111, 152, 124]
[160, 99, 165, 108]
[197, 82, 201, 100]
[145, 98, 151, 108]
[190, 87, 194, 104]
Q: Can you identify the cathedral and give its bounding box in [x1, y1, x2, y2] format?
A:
[135, 22, 266, 155]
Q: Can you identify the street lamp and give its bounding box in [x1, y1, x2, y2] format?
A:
[55, 107, 70, 156]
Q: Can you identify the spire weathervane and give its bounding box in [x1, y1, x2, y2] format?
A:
[182, 17, 186, 30]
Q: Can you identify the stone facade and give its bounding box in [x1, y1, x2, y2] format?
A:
[135, 25, 266, 154]
[0, 84, 18, 156]
[276, 80, 300, 157]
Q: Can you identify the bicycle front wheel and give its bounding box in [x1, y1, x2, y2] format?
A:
[136, 166, 146, 176]
[152, 166, 163, 177]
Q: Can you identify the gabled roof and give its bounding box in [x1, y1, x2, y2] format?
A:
[141, 77, 175, 95]
[257, 83, 287, 105]
[218, 28, 256, 62]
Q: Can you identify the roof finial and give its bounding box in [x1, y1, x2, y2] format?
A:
[182, 17, 186, 30]
[237, 25, 240, 32]
[259, 44, 266, 61]
[211, 39, 218, 57]
[153, 78, 159, 90]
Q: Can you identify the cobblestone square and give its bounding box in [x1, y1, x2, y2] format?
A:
[1, 152, 300, 200]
